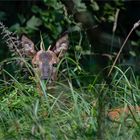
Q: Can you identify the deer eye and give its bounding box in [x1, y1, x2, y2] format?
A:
[52, 64, 57, 67]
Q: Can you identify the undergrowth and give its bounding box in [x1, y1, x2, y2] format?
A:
[0, 57, 140, 140]
[0, 22, 140, 140]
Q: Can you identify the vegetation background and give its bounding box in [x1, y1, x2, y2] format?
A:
[0, 0, 140, 139]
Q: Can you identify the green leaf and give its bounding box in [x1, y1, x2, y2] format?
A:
[9, 23, 20, 31]
[129, 51, 136, 57]
[74, 0, 87, 12]
[90, 1, 99, 11]
[136, 30, 140, 37]
[75, 45, 82, 51]
[108, 15, 115, 22]
[43, 0, 63, 10]
[26, 16, 42, 30]
[0, 11, 6, 20]
[131, 41, 138, 46]
[70, 25, 82, 32]
[18, 14, 26, 24]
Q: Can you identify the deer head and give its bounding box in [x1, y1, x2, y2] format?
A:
[21, 32, 69, 81]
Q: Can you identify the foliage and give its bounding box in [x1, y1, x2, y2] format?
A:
[0, 66, 140, 139]
[0, 0, 140, 139]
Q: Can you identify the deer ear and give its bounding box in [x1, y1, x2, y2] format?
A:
[51, 32, 69, 58]
[21, 35, 36, 56]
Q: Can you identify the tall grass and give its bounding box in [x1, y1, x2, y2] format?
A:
[0, 55, 140, 140]
[0, 22, 140, 139]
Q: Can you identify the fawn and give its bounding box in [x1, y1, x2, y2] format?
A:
[21, 32, 69, 83]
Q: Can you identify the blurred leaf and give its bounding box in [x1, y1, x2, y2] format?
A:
[43, 0, 63, 10]
[70, 25, 82, 32]
[136, 30, 140, 37]
[90, 0, 99, 11]
[9, 23, 20, 32]
[74, 0, 87, 12]
[104, 3, 114, 14]
[17, 14, 26, 24]
[26, 16, 42, 30]
[131, 41, 139, 47]
[108, 15, 115, 22]
[32, 5, 42, 14]
[114, 0, 124, 8]
[0, 11, 6, 20]
[129, 51, 136, 57]
[75, 45, 82, 51]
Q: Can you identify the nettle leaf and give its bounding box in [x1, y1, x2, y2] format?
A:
[26, 16, 42, 30]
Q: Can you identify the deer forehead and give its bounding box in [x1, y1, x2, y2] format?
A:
[33, 50, 58, 64]
[46, 50, 59, 64]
